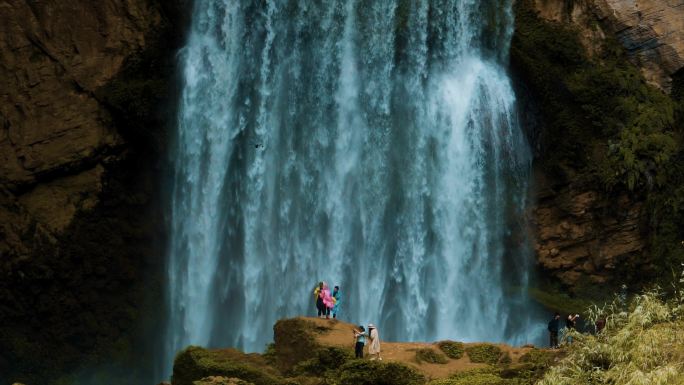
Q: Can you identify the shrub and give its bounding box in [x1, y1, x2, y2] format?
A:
[430, 368, 505, 385]
[292, 346, 352, 376]
[335, 360, 425, 385]
[465, 344, 504, 364]
[428, 374, 504, 385]
[436, 341, 465, 359]
[171, 346, 285, 385]
[518, 349, 554, 367]
[273, 319, 321, 371]
[414, 348, 448, 364]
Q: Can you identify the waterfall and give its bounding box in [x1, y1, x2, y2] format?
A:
[165, 0, 536, 377]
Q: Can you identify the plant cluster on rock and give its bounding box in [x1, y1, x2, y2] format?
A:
[413, 348, 448, 364]
[436, 341, 465, 359]
[465, 344, 507, 365]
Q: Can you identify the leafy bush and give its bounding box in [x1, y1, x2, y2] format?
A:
[292, 346, 352, 376]
[436, 341, 465, 359]
[538, 291, 684, 384]
[414, 348, 448, 364]
[334, 360, 425, 385]
[429, 368, 506, 385]
[465, 344, 504, 364]
[429, 373, 504, 385]
[518, 349, 554, 367]
[172, 346, 285, 385]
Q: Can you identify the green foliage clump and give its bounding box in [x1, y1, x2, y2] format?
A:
[333, 360, 425, 385]
[436, 340, 465, 359]
[429, 374, 504, 385]
[528, 287, 599, 315]
[518, 349, 554, 367]
[192, 377, 254, 385]
[538, 291, 684, 385]
[465, 344, 505, 364]
[499, 349, 558, 383]
[414, 348, 448, 364]
[430, 368, 506, 385]
[273, 319, 321, 371]
[262, 343, 277, 365]
[292, 346, 352, 376]
[172, 346, 285, 385]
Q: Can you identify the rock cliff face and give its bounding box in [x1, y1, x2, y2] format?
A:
[532, 0, 684, 91]
[523, 0, 684, 290]
[532, 173, 648, 289]
[0, 1, 186, 382]
[0, 0, 159, 230]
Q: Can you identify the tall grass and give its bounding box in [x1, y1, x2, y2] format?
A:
[539, 269, 684, 385]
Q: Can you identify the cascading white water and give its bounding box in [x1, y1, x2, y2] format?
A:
[166, 0, 537, 377]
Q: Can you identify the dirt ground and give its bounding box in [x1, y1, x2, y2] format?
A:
[301, 317, 538, 381]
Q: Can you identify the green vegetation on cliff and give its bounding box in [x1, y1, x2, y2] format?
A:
[436, 341, 465, 359]
[511, 0, 684, 290]
[539, 290, 684, 384]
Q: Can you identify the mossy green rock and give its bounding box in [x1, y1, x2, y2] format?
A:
[414, 348, 448, 364]
[192, 377, 254, 385]
[273, 319, 326, 371]
[429, 373, 505, 385]
[436, 341, 465, 359]
[430, 368, 506, 385]
[335, 360, 425, 385]
[172, 346, 285, 385]
[292, 346, 353, 376]
[465, 344, 504, 364]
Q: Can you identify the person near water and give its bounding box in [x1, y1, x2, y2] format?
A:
[547, 313, 560, 348]
[565, 313, 580, 344]
[321, 282, 335, 319]
[353, 325, 367, 358]
[332, 286, 341, 319]
[595, 315, 606, 334]
[314, 282, 326, 318]
[367, 324, 381, 360]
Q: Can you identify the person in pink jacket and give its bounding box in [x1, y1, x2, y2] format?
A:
[320, 282, 335, 319]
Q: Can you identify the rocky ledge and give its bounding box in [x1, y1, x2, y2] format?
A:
[169, 317, 560, 385]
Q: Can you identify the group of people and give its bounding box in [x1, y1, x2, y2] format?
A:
[312, 282, 382, 360]
[313, 282, 341, 319]
[547, 312, 606, 348]
[353, 324, 381, 360]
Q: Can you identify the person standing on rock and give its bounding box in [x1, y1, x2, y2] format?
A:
[314, 282, 325, 318]
[547, 313, 560, 348]
[367, 324, 381, 360]
[565, 313, 579, 344]
[321, 282, 335, 319]
[353, 325, 367, 358]
[332, 286, 341, 319]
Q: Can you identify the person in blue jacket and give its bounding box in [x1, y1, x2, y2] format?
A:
[332, 286, 341, 319]
[353, 325, 366, 358]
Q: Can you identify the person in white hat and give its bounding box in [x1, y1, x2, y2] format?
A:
[367, 324, 381, 360]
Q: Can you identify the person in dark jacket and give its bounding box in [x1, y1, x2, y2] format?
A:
[595, 315, 606, 334]
[547, 313, 561, 348]
[565, 313, 580, 344]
